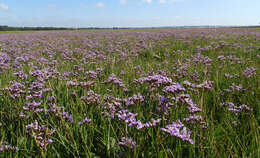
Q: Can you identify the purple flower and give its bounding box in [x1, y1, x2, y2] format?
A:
[13, 71, 28, 80]
[116, 109, 161, 129]
[104, 74, 125, 87]
[0, 142, 19, 152]
[48, 96, 56, 102]
[26, 120, 55, 151]
[85, 70, 98, 79]
[118, 137, 136, 149]
[61, 112, 73, 122]
[161, 120, 194, 144]
[80, 90, 100, 105]
[183, 115, 207, 128]
[243, 67, 256, 78]
[184, 80, 214, 90]
[78, 117, 91, 125]
[220, 102, 252, 115]
[134, 74, 172, 87]
[163, 83, 186, 94]
[123, 93, 144, 106]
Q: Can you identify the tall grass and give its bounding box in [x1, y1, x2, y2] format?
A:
[0, 28, 259, 157]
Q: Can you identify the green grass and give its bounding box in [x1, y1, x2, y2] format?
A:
[0, 28, 259, 157]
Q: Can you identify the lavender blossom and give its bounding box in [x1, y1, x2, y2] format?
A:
[161, 120, 194, 144]
[0, 142, 19, 152]
[13, 71, 28, 80]
[118, 137, 136, 149]
[26, 120, 55, 151]
[220, 102, 252, 115]
[78, 117, 91, 125]
[104, 73, 125, 87]
[243, 67, 256, 78]
[134, 74, 172, 87]
[163, 83, 186, 94]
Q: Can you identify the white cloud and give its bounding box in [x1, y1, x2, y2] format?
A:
[96, 2, 104, 8]
[0, 3, 8, 10]
[144, 0, 152, 3]
[120, 0, 127, 5]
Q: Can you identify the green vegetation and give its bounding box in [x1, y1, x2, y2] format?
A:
[0, 29, 259, 157]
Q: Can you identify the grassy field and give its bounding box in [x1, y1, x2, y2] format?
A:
[0, 28, 259, 157]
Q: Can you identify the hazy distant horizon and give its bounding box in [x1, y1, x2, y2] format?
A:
[2, 25, 259, 29]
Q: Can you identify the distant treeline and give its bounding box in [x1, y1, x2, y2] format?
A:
[0, 26, 132, 31]
[1, 25, 260, 31]
[0, 25, 74, 31]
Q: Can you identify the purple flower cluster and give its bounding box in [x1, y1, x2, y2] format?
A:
[0, 142, 19, 152]
[226, 55, 242, 65]
[157, 96, 170, 113]
[242, 67, 256, 78]
[45, 103, 74, 123]
[7, 81, 26, 99]
[134, 74, 172, 87]
[23, 101, 42, 111]
[224, 83, 247, 93]
[183, 114, 207, 128]
[61, 112, 73, 122]
[192, 53, 212, 66]
[184, 80, 214, 90]
[224, 73, 233, 79]
[104, 73, 125, 87]
[47, 103, 63, 114]
[13, 71, 28, 80]
[85, 70, 98, 79]
[161, 120, 194, 144]
[217, 55, 225, 61]
[163, 83, 186, 94]
[66, 80, 95, 88]
[0, 53, 9, 70]
[122, 93, 144, 106]
[26, 120, 55, 151]
[118, 137, 136, 149]
[0, 29, 258, 156]
[174, 94, 202, 113]
[80, 90, 100, 105]
[78, 117, 91, 126]
[66, 80, 78, 87]
[220, 102, 252, 115]
[116, 109, 162, 130]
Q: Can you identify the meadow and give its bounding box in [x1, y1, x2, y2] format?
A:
[0, 28, 259, 157]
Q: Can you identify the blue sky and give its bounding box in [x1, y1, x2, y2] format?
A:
[0, 0, 259, 27]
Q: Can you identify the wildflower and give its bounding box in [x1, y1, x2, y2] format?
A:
[161, 120, 194, 144]
[13, 71, 28, 80]
[26, 120, 55, 151]
[104, 73, 125, 87]
[0, 142, 19, 152]
[163, 83, 186, 94]
[123, 93, 144, 106]
[243, 67, 256, 78]
[220, 102, 252, 115]
[118, 137, 136, 149]
[85, 70, 98, 79]
[183, 115, 207, 128]
[80, 90, 100, 105]
[61, 112, 73, 122]
[78, 118, 91, 125]
[134, 74, 172, 87]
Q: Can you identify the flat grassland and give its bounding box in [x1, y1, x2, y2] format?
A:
[0, 28, 259, 157]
